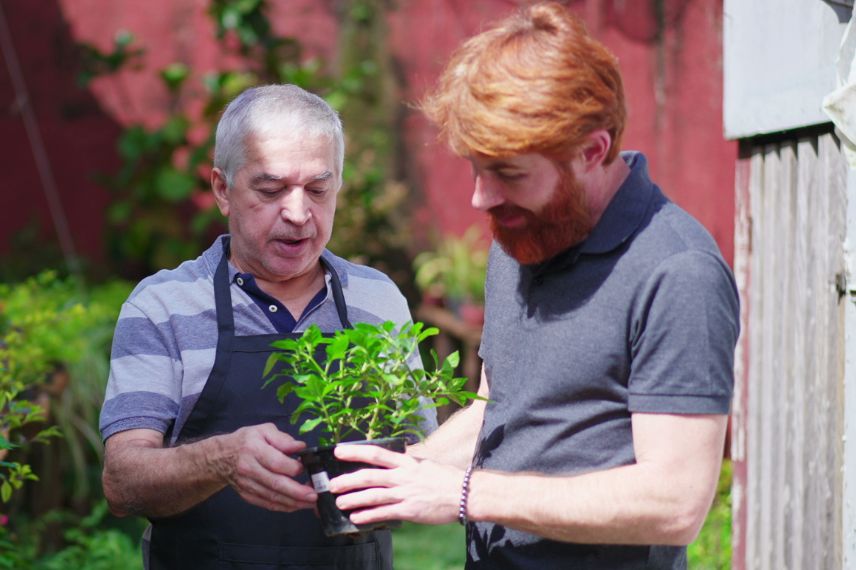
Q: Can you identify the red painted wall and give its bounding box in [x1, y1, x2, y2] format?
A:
[0, 0, 735, 270]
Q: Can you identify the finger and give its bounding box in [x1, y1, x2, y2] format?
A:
[256, 448, 304, 478]
[238, 458, 318, 503]
[333, 444, 407, 468]
[262, 426, 308, 455]
[260, 473, 318, 504]
[239, 487, 317, 512]
[329, 468, 393, 494]
[347, 504, 402, 525]
[335, 487, 400, 511]
[236, 472, 317, 509]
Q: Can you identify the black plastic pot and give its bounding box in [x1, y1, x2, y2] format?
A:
[299, 437, 406, 537]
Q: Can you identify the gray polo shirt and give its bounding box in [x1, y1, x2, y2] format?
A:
[469, 152, 739, 569]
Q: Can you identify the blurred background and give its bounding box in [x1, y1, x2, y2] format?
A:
[0, 0, 739, 568]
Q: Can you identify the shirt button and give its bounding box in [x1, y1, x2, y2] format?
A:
[269, 305, 278, 313]
[236, 277, 244, 286]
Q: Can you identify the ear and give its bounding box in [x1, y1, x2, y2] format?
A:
[577, 129, 612, 172]
[211, 168, 230, 217]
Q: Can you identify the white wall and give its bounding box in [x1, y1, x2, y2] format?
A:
[724, 0, 851, 139]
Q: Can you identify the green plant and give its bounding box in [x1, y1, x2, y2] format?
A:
[688, 459, 732, 569]
[413, 226, 488, 307]
[36, 502, 143, 570]
[0, 273, 131, 510]
[0, 272, 135, 567]
[262, 321, 481, 446]
[0, 501, 145, 570]
[0, 272, 89, 504]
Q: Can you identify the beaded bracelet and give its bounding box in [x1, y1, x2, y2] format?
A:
[458, 464, 474, 526]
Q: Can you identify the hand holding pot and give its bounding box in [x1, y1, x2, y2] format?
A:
[221, 423, 318, 512]
[328, 444, 463, 526]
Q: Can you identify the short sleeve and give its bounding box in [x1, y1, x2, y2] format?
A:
[99, 300, 183, 440]
[628, 250, 740, 414]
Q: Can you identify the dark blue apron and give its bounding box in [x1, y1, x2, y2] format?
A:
[148, 239, 391, 569]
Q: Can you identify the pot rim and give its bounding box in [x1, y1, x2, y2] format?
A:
[299, 436, 406, 457]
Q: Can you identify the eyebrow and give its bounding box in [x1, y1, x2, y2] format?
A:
[485, 161, 522, 171]
[249, 170, 335, 186]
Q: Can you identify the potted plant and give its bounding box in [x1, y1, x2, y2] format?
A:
[413, 226, 488, 325]
[262, 320, 480, 536]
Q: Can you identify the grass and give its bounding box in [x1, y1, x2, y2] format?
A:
[687, 459, 733, 569]
[392, 523, 466, 570]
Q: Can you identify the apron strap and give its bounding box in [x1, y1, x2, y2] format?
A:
[180, 236, 236, 438]
[321, 255, 353, 329]
[214, 235, 236, 336]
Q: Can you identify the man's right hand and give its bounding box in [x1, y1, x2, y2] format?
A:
[103, 424, 317, 518]
[218, 423, 317, 512]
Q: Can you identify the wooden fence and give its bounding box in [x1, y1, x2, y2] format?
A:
[732, 130, 848, 569]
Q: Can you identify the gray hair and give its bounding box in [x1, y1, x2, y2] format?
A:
[213, 84, 345, 187]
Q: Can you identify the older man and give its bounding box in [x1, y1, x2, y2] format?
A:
[100, 84, 433, 570]
[329, 3, 739, 569]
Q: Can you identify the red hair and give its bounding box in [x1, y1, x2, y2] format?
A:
[421, 2, 626, 164]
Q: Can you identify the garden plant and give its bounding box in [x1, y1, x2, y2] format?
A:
[262, 320, 481, 535]
[263, 321, 478, 445]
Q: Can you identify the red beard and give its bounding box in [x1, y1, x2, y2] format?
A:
[488, 169, 591, 265]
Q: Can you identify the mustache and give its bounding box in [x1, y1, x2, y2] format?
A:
[488, 204, 534, 223]
[271, 231, 314, 242]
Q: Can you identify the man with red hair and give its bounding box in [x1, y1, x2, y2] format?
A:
[329, 3, 738, 568]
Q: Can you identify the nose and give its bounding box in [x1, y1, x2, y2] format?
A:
[471, 174, 504, 212]
[280, 188, 312, 225]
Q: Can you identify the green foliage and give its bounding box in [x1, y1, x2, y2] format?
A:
[77, 31, 145, 87]
[688, 459, 733, 569]
[54, 280, 133, 501]
[413, 226, 488, 305]
[0, 501, 144, 570]
[0, 271, 90, 506]
[0, 271, 127, 569]
[263, 321, 482, 446]
[0, 272, 131, 508]
[36, 502, 142, 570]
[105, 107, 220, 276]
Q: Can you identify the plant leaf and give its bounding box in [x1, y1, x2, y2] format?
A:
[299, 416, 324, 434]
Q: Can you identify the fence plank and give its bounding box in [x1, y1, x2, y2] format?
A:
[776, 141, 796, 570]
[790, 137, 816, 569]
[758, 143, 781, 570]
[746, 146, 766, 570]
[738, 131, 846, 569]
[822, 132, 847, 569]
[731, 149, 753, 570]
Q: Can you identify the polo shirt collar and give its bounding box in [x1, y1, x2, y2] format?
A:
[578, 151, 655, 255]
[204, 236, 349, 288]
[320, 249, 349, 288]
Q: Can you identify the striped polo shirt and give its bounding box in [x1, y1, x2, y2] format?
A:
[100, 236, 437, 444]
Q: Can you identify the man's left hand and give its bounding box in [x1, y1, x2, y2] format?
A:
[328, 444, 462, 526]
